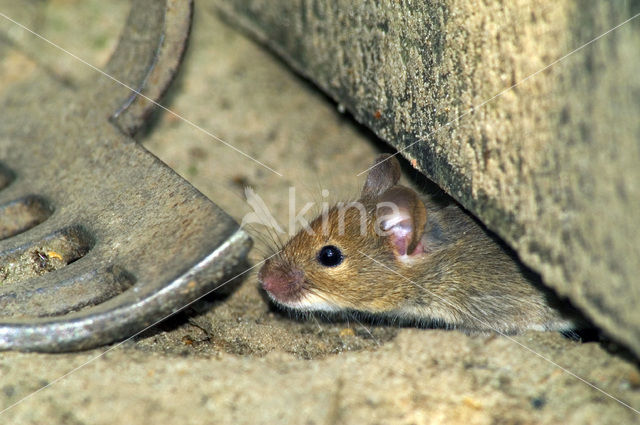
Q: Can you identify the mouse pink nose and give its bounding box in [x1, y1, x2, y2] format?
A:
[258, 265, 305, 302]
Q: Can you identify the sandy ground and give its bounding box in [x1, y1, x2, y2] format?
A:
[0, 1, 639, 424]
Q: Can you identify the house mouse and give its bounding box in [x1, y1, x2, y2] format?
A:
[258, 154, 579, 334]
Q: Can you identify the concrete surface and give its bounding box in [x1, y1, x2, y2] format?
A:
[0, 1, 639, 424]
[214, 0, 640, 359]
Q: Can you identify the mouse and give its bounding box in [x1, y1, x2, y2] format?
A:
[258, 154, 580, 334]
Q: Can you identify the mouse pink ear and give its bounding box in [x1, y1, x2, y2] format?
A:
[361, 154, 402, 199]
[376, 186, 427, 256]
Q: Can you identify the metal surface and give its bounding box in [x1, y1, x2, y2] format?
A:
[0, 0, 252, 352]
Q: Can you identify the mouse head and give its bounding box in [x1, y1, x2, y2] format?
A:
[258, 154, 428, 314]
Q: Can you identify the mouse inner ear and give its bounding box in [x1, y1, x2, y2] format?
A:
[361, 154, 402, 199]
[376, 186, 427, 256]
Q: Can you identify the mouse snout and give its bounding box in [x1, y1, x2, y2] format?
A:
[258, 262, 305, 303]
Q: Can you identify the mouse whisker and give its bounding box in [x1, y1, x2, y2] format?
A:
[244, 224, 281, 255]
[309, 311, 323, 331]
[347, 312, 381, 347]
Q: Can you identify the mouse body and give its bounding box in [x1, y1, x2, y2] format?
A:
[258, 154, 578, 334]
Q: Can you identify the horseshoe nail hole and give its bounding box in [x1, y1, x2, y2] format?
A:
[0, 195, 53, 240]
[0, 164, 15, 191]
[46, 265, 137, 317]
[0, 263, 136, 318]
[0, 225, 93, 285]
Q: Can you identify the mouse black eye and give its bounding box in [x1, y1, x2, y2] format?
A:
[317, 245, 343, 267]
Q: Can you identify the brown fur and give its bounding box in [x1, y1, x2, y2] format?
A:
[258, 154, 578, 334]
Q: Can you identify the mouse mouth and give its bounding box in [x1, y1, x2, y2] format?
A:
[267, 290, 340, 313]
[260, 275, 339, 312]
[259, 265, 303, 301]
[258, 265, 340, 312]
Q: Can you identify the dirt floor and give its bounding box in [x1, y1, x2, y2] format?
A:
[0, 1, 639, 424]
